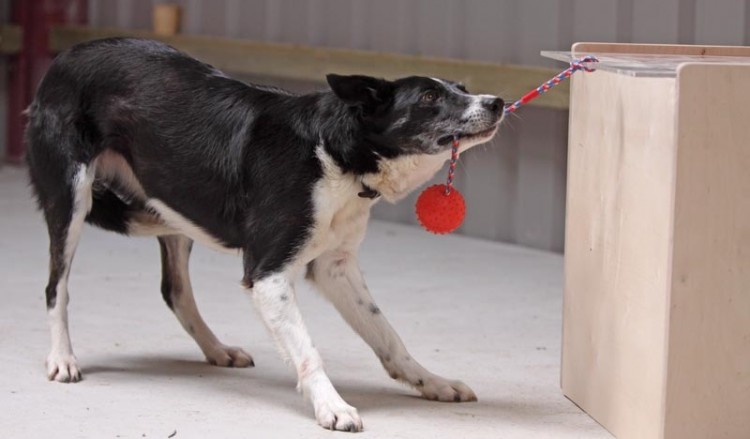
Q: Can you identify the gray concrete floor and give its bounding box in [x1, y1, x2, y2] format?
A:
[0, 166, 610, 438]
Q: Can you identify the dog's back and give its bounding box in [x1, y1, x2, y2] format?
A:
[26, 38, 321, 248]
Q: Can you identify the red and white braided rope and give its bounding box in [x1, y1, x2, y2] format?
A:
[443, 55, 598, 195]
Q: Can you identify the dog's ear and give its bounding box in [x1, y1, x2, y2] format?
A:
[326, 74, 394, 110]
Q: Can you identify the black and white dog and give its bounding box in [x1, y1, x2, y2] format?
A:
[26, 38, 503, 432]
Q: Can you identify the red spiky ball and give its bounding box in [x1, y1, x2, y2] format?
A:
[415, 184, 466, 234]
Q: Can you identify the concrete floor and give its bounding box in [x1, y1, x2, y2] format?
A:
[0, 166, 610, 439]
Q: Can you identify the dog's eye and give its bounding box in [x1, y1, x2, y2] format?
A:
[421, 91, 438, 103]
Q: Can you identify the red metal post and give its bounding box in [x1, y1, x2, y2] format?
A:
[6, 0, 87, 164]
[6, 0, 32, 164]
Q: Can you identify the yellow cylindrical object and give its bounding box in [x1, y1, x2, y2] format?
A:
[153, 4, 181, 36]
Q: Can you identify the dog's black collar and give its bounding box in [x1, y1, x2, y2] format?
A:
[358, 183, 380, 199]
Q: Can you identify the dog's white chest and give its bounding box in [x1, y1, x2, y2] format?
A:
[293, 145, 373, 261]
[304, 178, 373, 261]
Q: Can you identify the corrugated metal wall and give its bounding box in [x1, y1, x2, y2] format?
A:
[90, 0, 750, 63]
[7, 0, 750, 251]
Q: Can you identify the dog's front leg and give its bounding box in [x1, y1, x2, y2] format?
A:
[249, 272, 363, 432]
[310, 252, 477, 402]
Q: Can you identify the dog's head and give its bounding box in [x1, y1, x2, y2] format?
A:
[327, 74, 504, 156]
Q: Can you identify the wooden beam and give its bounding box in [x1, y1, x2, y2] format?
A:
[0, 24, 23, 55]
[50, 25, 569, 110]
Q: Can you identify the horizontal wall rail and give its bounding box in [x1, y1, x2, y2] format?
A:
[50, 25, 569, 109]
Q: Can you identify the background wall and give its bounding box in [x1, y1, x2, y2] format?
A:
[90, 0, 750, 62]
[6, 0, 750, 251]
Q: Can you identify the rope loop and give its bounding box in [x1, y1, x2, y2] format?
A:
[570, 55, 598, 73]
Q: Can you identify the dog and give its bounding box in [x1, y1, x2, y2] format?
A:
[25, 37, 503, 432]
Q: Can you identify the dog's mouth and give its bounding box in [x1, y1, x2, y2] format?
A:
[437, 124, 500, 146]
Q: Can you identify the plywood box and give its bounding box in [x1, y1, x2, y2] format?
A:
[558, 43, 750, 439]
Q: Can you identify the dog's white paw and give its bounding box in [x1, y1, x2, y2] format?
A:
[314, 398, 363, 432]
[206, 345, 254, 368]
[46, 353, 82, 383]
[418, 376, 477, 402]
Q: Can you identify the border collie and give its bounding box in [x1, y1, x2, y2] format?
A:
[26, 38, 503, 432]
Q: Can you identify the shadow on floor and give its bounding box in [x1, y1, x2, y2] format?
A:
[81, 353, 585, 434]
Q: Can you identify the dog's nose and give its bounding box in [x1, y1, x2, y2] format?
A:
[483, 97, 505, 115]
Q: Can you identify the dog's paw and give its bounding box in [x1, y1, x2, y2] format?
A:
[206, 345, 254, 368]
[418, 377, 477, 402]
[314, 399, 363, 432]
[46, 353, 82, 383]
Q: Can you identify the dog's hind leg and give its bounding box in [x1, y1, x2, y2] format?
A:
[309, 251, 477, 403]
[42, 164, 95, 382]
[157, 235, 254, 367]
